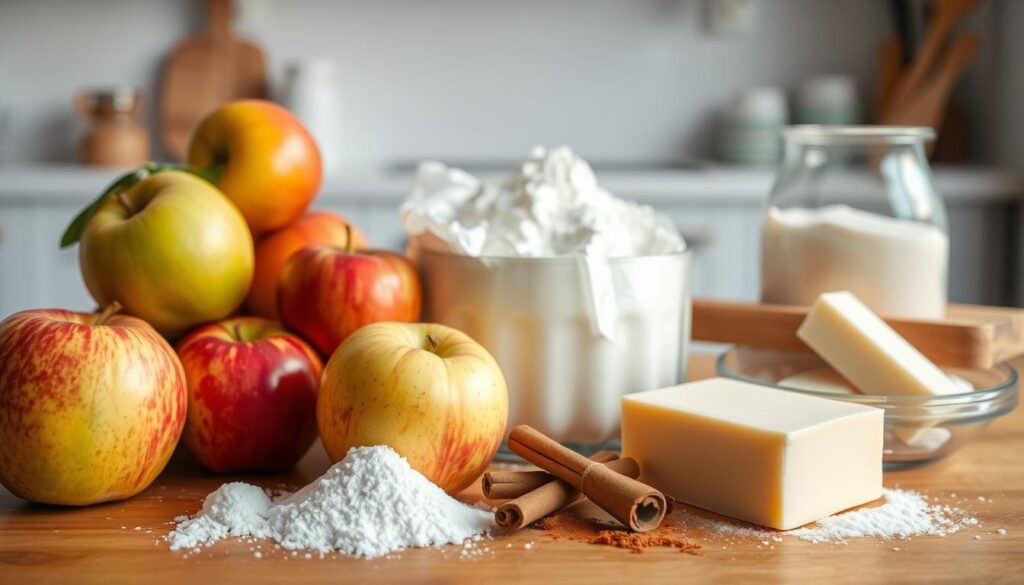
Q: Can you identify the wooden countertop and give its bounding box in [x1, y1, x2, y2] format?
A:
[1, 355, 1022, 584]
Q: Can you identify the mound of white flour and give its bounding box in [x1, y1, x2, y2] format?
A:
[167, 446, 493, 558]
[402, 145, 684, 258]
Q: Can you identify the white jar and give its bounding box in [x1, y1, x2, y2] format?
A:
[280, 58, 342, 176]
[408, 247, 692, 451]
[795, 75, 860, 125]
[719, 86, 789, 165]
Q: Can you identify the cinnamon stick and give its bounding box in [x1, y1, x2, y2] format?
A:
[507, 425, 667, 532]
[494, 456, 640, 529]
[483, 450, 620, 500]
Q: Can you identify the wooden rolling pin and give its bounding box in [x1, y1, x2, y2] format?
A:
[692, 299, 1024, 370]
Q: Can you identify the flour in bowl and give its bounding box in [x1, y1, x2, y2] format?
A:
[166, 446, 493, 558]
[401, 145, 684, 258]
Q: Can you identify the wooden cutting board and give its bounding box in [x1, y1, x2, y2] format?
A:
[160, 0, 268, 161]
[692, 299, 1024, 369]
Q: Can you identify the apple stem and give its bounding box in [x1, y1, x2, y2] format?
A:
[94, 301, 123, 326]
[344, 223, 355, 253]
[426, 334, 440, 350]
[115, 190, 135, 215]
[233, 322, 245, 342]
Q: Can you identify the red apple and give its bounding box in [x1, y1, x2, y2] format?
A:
[0, 305, 186, 505]
[175, 316, 323, 473]
[278, 245, 422, 356]
[245, 211, 368, 320]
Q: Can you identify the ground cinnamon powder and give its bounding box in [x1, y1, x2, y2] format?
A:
[536, 512, 700, 554]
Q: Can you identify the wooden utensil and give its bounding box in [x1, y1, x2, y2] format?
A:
[883, 0, 980, 112]
[160, 0, 268, 161]
[871, 35, 904, 121]
[880, 33, 980, 129]
[692, 298, 1024, 369]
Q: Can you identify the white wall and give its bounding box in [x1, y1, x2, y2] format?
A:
[0, 0, 1011, 169]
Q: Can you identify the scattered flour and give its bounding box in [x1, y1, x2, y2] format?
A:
[678, 489, 977, 545]
[166, 446, 494, 558]
[788, 489, 977, 543]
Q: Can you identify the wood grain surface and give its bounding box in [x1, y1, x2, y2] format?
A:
[1, 355, 1021, 584]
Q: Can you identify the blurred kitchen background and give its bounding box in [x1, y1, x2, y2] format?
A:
[1, 0, 1022, 316]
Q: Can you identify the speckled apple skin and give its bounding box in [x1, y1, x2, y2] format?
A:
[0, 309, 186, 505]
[318, 322, 508, 494]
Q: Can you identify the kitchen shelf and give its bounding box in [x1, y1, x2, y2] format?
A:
[1, 163, 1021, 205]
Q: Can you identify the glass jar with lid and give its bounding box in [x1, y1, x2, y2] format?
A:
[761, 125, 949, 319]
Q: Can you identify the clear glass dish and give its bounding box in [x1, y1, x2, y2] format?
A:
[716, 347, 1018, 468]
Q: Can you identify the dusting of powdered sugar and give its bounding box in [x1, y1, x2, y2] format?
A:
[166, 446, 494, 558]
[678, 489, 977, 545]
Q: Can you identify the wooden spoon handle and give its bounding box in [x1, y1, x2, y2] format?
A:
[206, 0, 232, 40]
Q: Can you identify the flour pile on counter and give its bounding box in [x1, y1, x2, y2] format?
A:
[167, 446, 493, 558]
[401, 145, 684, 257]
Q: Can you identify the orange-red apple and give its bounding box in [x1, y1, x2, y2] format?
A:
[277, 245, 421, 356]
[318, 322, 508, 494]
[0, 306, 186, 505]
[175, 317, 323, 473]
[188, 99, 322, 235]
[245, 211, 368, 319]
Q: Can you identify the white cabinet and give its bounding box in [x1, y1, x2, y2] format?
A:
[0, 166, 1020, 319]
[0, 204, 94, 314]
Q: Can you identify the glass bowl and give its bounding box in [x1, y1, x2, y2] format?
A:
[716, 347, 1018, 468]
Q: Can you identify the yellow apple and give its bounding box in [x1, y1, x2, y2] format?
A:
[318, 322, 508, 494]
[78, 170, 254, 337]
[0, 306, 186, 505]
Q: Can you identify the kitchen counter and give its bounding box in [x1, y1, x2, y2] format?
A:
[1, 354, 1021, 584]
[1, 163, 1022, 205]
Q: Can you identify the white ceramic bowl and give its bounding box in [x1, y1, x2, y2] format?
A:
[408, 245, 692, 450]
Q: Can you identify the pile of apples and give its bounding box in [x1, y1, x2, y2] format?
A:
[0, 100, 507, 506]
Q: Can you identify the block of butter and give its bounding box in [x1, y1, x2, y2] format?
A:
[797, 291, 962, 396]
[621, 377, 883, 530]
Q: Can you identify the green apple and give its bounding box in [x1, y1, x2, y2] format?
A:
[77, 170, 254, 337]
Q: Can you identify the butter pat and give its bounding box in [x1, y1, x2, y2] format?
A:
[622, 378, 883, 530]
[797, 291, 962, 396]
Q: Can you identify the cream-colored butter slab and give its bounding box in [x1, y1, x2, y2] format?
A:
[797, 291, 962, 396]
[622, 377, 883, 530]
